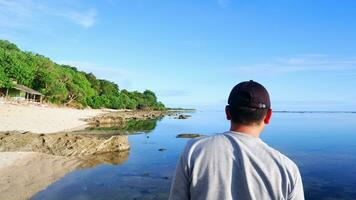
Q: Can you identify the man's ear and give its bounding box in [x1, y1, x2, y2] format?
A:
[225, 105, 232, 120]
[264, 109, 272, 124]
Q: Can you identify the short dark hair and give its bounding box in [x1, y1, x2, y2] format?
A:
[228, 105, 268, 125]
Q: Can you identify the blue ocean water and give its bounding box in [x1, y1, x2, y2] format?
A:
[31, 111, 356, 200]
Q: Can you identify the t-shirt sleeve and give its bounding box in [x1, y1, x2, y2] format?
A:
[288, 166, 305, 200]
[168, 143, 192, 200]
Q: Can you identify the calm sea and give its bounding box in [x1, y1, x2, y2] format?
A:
[31, 111, 356, 200]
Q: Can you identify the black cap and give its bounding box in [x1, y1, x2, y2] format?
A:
[228, 80, 271, 109]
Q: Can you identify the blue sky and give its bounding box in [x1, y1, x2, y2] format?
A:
[1, 0, 356, 111]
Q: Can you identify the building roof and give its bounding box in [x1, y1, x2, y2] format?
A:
[14, 83, 43, 96]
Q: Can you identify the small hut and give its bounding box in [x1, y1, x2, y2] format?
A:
[0, 83, 44, 103]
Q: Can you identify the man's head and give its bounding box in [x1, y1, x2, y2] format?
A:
[226, 80, 272, 129]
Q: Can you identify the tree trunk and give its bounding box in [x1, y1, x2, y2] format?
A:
[66, 95, 77, 105]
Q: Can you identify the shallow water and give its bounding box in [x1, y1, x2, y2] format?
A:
[31, 111, 356, 200]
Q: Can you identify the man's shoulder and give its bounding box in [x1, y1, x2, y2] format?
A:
[280, 153, 300, 175]
[264, 145, 303, 194]
[186, 132, 229, 148]
[262, 142, 300, 174]
[182, 133, 230, 154]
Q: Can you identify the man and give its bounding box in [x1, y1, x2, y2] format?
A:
[169, 80, 304, 200]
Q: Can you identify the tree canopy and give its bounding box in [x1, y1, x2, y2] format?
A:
[0, 40, 165, 110]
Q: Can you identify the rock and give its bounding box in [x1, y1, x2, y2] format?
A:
[86, 110, 167, 127]
[176, 133, 203, 138]
[95, 136, 130, 154]
[174, 114, 191, 119]
[0, 132, 130, 157]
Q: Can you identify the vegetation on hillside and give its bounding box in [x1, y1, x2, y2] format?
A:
[0, 40, 165, 110]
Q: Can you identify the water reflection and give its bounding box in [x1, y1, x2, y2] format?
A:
[79, 151, 130, 168]
[29, 112, 356, 200]
[85, 118, 163, 135]
[0, 151, 130, 200]
[28, 118, 167, 200]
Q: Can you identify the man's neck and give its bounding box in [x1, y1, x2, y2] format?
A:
[230, 123, 263, 138]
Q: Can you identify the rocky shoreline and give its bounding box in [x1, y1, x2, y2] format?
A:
[0, 110, 171, 156]
[86, 110, 167, 127]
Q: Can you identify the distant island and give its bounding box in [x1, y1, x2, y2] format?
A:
[0, 40, 165, 110]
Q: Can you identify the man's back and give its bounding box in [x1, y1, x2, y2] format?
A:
[169, 131, 304, 200]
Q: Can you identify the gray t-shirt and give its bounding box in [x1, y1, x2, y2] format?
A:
[169, 131, 304, 200]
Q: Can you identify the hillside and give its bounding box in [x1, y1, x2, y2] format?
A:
[0, 40, 165, 110]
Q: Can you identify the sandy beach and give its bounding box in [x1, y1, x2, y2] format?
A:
[0, 103, 105, 199]
[0, 103, 104, 134]
[0, 102, 105, 170]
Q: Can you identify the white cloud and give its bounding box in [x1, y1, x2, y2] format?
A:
[0, 0, 97, 30]
[0, 0, 38, 29]
[56, 9, 97, 28]
[217, 0, 230, 8]
[57, 60, 134, 89]
[230, 54, 356, 76]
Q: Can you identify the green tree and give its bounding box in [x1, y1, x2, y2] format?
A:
[99, 79, 119, 96]
[60, 66, 95, 105]
[0, 39, 165, 110]
[0, 40, 20, 51]
[0, 67, 12, 88]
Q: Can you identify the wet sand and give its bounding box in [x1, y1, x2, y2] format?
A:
[0, 151, 129, 200]
[0, 152, 80, 200]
